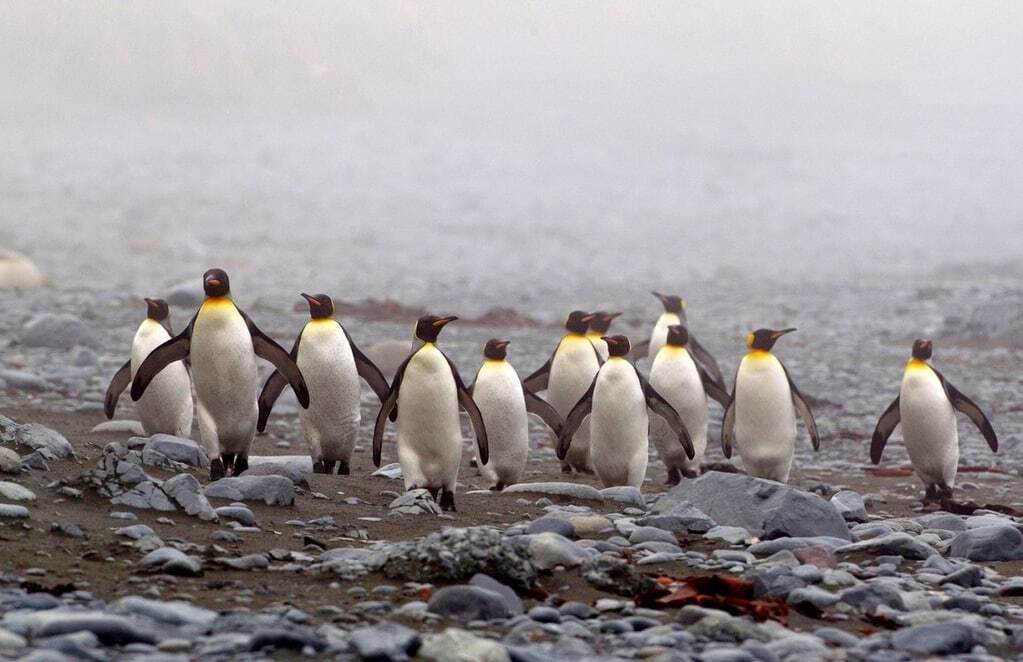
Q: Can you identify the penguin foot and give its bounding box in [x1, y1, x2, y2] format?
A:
[439, 489, 456, 512]
[426, 487, 441, 502]
[683, 468, 700, 479]
[233, 455, 248, 475]
[665, 467, 682, 486]
[221, 453, 236, 476]
[210, 458, 226, 481]
[337, 461, 350, 476]
[312, 460, 326, 474]
[493, 481, 506, 491]
[561, 464, 572, 474]
[322, 460, 338, 474]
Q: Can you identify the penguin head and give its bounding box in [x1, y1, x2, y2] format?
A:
[665, 324, 690, 347]
[911, 338, 933, 360]
[565, 310, 595, 335]
[652, 291, 686, 314]
[203, 268, 230, 298]
[588, 311, 621, 334]
[483, 339, 510, 360]
[602, 334, 631, 358]
[144, 297, 170, 322]
[747, 328, 796, 351]
[301, 293, 335, 319]
[415, 315, 458, 343]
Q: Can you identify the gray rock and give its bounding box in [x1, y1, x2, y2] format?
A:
[948, 524, 1023, 561]
[137, 547, 203, 576]
[110, 596, 217, 627]
[90, 420, 146, 435]
[501, 482, 603, 501]
[916, 512, 968, 532]
[890, 622, 975, 655]
[248, 454, 314, 472]
[389, 488, 443, 515]
[111, 480, 176, 511]
[705, 525, 751, 544]
[0, 370, 48, 392]
[164, 280, 203, 307]
[419, 628, 509, 662]
[639, 501, 716, 534]
[349, 622, 421, 661]
[428, 585, 511, 622]
[652, 471, 850, 540]
[629, 526, 678, 545]
[747, 537, 850, 555]
[0, 481, 35, 501]
[836, 533, 938, 560]
[0, 418, 74, 460]
[830, 490, 868, 522]
[814, 626, 859, 647]
[19, 452, 49, 472]
[0, 628, 25, 650]
[215, 506, 256, 527]
[218, 554, 270, 570]
[115, 524, 157, 540]
[372, 462, 403, 479]
[787, 586, 839, 610]
[599, 486, 645, 507]
[243, 462, 310, 487]
[204, 475, 295, 506]
[838, 583, 908, 611]
[50, 521, 84, 538]
[939, 564, 984, 588]
[162, 473, 217, 520]
[526, 516, 574, 537]
[0, 504, 29, 518]
[0, 447, 21, 474]
[6, 610, 154, 645]
[526, 532, 588, 570]
[21, 313, 98, 349]
[470, 573, 523, 615]
[139, 435, 209, 468]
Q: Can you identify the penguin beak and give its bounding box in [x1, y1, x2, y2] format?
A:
[607, 312, 622, 320]
[496, 340, 511, 349]
[580, 314, 596, 324]
[772, 328, 797, 340]
[433, 316, 458, 328]
[206, 278, 221, 289]
[144, 297, 158, 307]
[300, 292, 319, 306]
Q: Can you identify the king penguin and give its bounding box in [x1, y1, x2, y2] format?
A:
[870, 339, 997, 502]
[257, 293, 390, 474]
[131, 269, 310, 480]
[586, 311, 621, 362]
[630, 292, 725, 390]
[105, 298, 193, 437]
[372, 315, 488, 511]
[523, 311, 601, 473]
[558, 335, 693, 488]
[721, 328, 819, 483]
[471, 339, 562, 490]
[649, 324, 731, 485]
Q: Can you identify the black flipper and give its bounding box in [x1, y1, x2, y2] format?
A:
[628, 339, 650, 361]
[688, 333, 725, 387]
[131, 321, 193, 401]
[104, 360, 133, 418]
[932, 367, 998, 452]
[780, 360, 821, 451]
[444, 354, 489, 466]
[240, 309, 310, 409]
[341, 325, 390, 404]
[523, 351, 554, 392]
[721, 397, 736, 459]
[372, 355, 412, 467]
[639, 369, 695, 459]
[523, 385, 563, 435]
[696, 361, 731, 408]
[256, 332, 302, 433]
[557, 376, 596, 460]
[870, 396, 901, 464]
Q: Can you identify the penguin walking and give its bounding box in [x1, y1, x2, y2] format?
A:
[523, 311, 601, 473]
[557, 335, 692, 488]
[131, 269, 309, 480]
[586, 311, 621, 362]
[629, 292, 725, 390]
[471, 339, 562, 490]
[720, 328, 819, 483]
[372, 315, 488, 511]
[105, 298, 193, 437]
[257, 293, 390, 474]
[649, 324, 731, 485]
[871, 339, 997, 502]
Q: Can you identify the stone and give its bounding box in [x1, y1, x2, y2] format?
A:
[162, 473, 217, 520]
[948, 524, 1023, 561]
[581, 555, 658, 597]
[137, 547, 203, 576]
[6, 610, 154, 645]
[568, 514, 613, 538]
[115, 524, 157, 540]
[0, 370, 47, 392]
[705, 525, 751, 545]
[110, 596, 217, 627]
[427, 585, 511, 622]
[90, 420, 146, 435]
[420, 627, 509, 662]
[469, 573, 523, 615]
[526, 516, 574, 537]
[242, 462, 309, 486]
[164, 279, 203, 307]
[50, 521, 85, 538]
[787, 586, 839, 611]
[0, 504, 29, 519]
[372, 462, 403, 479]
[215, 506, 257, 527]
[0, 481, 35, 501]
[111, 480, 176, 511]
[830, 490, 868, 522]
[21, 313, 98, 349]
[205, 475, 295, 506]
[939, 564, 984, 588]
[639, 501, 716, 534]
[1, 418, 74, 460]
[139, 435, 209, 468]
[0, 448, 21, 474]
[349, 622, 421, 661]
[501, 482, 603, 501]
[218, 554, 270, 570]
[247, 628, 325, 653]
[526, 533, 588, 570]
[629, 526, 678, 545]
[836, 533, 938, 560]
[890, 622, 975, 655]
[599, 486, 645, 507]
[0, 628, 25, 650]
[748, 537, 849, 555]
[652, 471, 850, 540]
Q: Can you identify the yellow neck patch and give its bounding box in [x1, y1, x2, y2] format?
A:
[905, 358, 930, 372]
[660, 345, 689, 358]
[744, 349, 773, 362]
[202, 296, 233, 309]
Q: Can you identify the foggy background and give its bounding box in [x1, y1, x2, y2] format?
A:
[1, 1, 1021, 311]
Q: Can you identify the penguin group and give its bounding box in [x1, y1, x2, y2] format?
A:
[105, 273, 1000, 511]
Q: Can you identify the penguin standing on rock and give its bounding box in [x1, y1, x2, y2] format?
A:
[586, 311, 621, 362]
[523, 311, 602, 473]
[721, 328, 819, 483]
[131, 269, 309, 480]
[373, 315, 488, 511]
[630, 292, 725, 390]
[871, 339, 997, 503]
[471, 339, 562, 490]
[105, 298, 193, 437]
[649, 324, 731, 485]
[558, 335, 692, 488]
[257, 293, 390, 474]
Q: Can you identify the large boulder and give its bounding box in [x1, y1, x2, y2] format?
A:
[0, 417, 74, 460]
[652, 472, 851, 541]
[204, 475, 295, 506]
[20, 313, 97, 349]
[139, 435, 209, 469]
[948, 525, 1023, 561]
